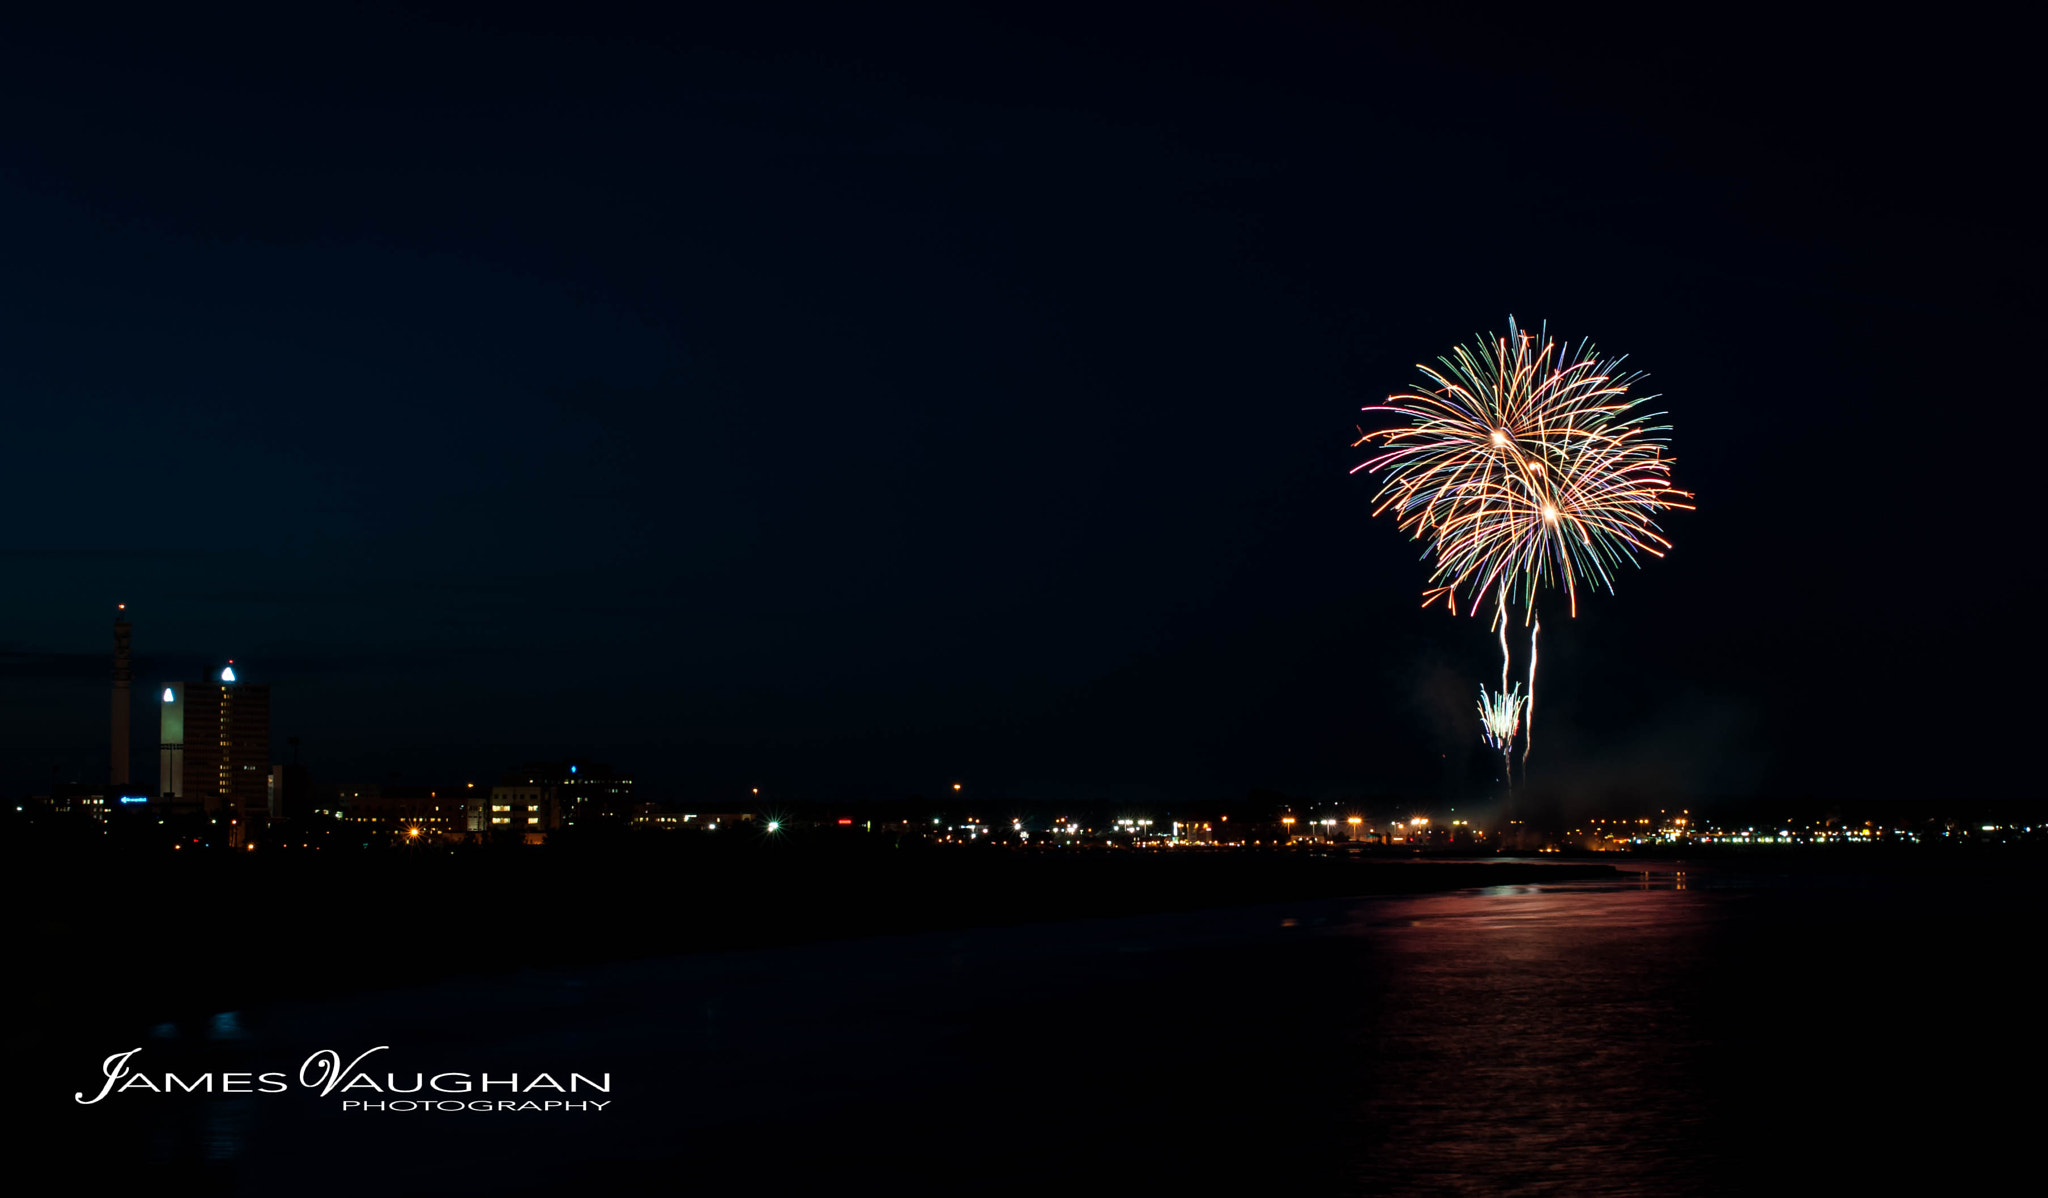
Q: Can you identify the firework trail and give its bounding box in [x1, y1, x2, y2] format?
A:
[1524, 611, 1540, 772]
[1354, 318, 1689, 772]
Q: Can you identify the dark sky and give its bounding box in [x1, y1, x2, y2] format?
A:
[2, 3, 2038, 806]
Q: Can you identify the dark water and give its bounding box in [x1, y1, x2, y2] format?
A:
[41, 862, 2044, 1194]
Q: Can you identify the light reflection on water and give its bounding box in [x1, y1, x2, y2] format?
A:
[1335, 879, 1719, 1195]
[63, 863, 2042, 1196]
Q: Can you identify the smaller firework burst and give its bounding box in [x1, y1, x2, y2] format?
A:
[1477, 684, 1528, 791]
[1478, 684, 1527, 751]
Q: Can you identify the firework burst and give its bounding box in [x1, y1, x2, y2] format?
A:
[1351, 317, 1692, 618]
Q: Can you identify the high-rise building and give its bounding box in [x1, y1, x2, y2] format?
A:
[111, 605, 131, 789]
[160, 663, 271, 845]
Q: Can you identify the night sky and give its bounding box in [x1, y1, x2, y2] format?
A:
[2, 4, 2038, 806]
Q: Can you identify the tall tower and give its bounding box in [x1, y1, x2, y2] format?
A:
[111, 604, 132, 789]
[160, 682, 185, 802]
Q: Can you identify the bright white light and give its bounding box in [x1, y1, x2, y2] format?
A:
[162, 688, 176, 703]
[767, 820, 781, 833]
[220, 666, 237, 682]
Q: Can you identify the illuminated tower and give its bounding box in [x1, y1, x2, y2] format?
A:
[111, 605, 132, 788]
[161, 663, 271, 842]
[160, 683, 185, 801]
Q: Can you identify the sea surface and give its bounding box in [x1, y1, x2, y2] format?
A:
[44, 859, 2042, 1195]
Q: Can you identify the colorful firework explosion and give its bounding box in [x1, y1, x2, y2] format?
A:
[1352, 318, 1692, 618]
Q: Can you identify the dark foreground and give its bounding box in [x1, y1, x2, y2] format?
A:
[9, 842, 1614, 1031]
[16, 852, 2041, 1195]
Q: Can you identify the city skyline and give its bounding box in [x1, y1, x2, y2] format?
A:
[20, 581, 2037, 812]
